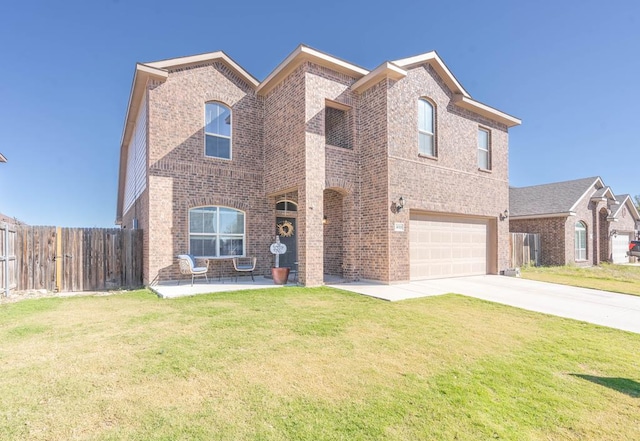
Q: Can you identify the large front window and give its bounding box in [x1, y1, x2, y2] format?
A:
[418, 98, 435, 156]
[189, 207, 245, 257]
[205, 102, 231, 159]
[575, 221, 587, 261]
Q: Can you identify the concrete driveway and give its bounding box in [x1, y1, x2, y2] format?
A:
[332, 275, 640, 334]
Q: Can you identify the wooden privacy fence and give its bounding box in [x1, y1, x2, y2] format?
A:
[510, 233, 541, 268]
[2, 225, 142, 295]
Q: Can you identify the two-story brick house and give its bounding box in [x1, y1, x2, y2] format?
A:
[116, 45, 521, 286]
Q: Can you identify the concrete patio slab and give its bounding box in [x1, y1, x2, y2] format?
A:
[150, 276, 289, 299]
[330, 275, 640, 334]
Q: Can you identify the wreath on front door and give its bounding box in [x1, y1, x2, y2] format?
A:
[277, 220, 294, 237]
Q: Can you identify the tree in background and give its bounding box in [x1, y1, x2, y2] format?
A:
[635, 195, 640, 212]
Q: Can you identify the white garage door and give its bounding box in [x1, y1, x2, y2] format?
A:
[612, 234, 629, 264]
[410, 215, 488, 280]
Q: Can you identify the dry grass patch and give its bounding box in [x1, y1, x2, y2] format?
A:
[0, 287, 639, 440]
[521, 263, 640, 296]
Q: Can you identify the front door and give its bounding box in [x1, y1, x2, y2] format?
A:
[275, 217, 297, 269]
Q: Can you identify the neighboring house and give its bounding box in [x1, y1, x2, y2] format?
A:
[116, 44, 521, 286]
[510, 177, 640, 266]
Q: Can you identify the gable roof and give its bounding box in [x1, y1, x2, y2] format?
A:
[120, 51, 258, 150]
[257, 45, 369, 95]
[145, 51, 260, 86]
[392, 51, 520, 127]
[256, 45, 520, 126]
[0, 153, 6, 163]
[510, 177, 603, 218]
[590, 186, 615, 200]
[392, 51, 470, 97]
[611, 194, 640, 221]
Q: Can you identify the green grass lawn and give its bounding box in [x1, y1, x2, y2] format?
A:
[1, 287, 639, 440]
[521, 263, 640, 296]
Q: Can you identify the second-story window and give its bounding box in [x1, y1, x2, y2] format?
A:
[478, 127, 491, 170]
[418, 98, 435, 156]
[205, 102, 231, 159]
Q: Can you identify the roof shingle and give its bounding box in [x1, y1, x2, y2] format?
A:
[509, 177, 600, 217]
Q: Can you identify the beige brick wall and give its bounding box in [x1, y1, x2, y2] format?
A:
[386, 64, 511, 280]
[122, 188, 149, 281]
[323, 189, 344, 276]
[611, 204, 638, 236]
[263, 65, 309, 283]
[357, 80, 390, 281]
[510, 217, 568, 266]
[143, 62, 270, 283]
[306, 63, 360, 284]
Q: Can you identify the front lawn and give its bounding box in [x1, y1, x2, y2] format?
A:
[1, 288, 639, 440]
[521, 263, 640, 296]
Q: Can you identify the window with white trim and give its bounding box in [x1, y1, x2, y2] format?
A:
[418, 98, 435, 156]
[478, 127, 491, 170]
[205, 102, 231, 159]
[189, 207, 245, 257]
[575, 221, 587, 261]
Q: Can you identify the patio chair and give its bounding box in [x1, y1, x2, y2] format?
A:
[177, 254, 209, 286]
[232, 257, 257, 282]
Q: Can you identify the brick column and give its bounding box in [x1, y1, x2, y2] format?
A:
[592, 201, 601, 265]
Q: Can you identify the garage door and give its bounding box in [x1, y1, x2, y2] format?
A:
[410, 215, 488, 280]
[612, 234, 629, 264]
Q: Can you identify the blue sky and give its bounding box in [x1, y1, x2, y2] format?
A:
[1, 0, 639, 226]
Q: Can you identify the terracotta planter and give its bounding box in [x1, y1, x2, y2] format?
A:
[271, 267, 290, 285]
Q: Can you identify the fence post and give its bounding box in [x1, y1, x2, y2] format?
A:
[2, 223, 7, 297]
[0, 222, 9, 297]
[55, 226, 62, 292]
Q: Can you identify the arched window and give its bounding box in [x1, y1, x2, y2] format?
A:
[205, 102, 231, 159]
[575, 221, 587, 261]
[418, 98, 435, 156]
[275, 200, 298, 211]
[189, 206, 245, 257]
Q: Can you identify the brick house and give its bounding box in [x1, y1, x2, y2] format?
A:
[116, 45, 521, 286]
[510, 177, 640, 266]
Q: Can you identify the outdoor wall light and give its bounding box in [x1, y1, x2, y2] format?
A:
[499, 209, 509, 221]
[396, 196, 405, 213]
[610, 229, 618, 238]
[323, 215, 328, 224]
